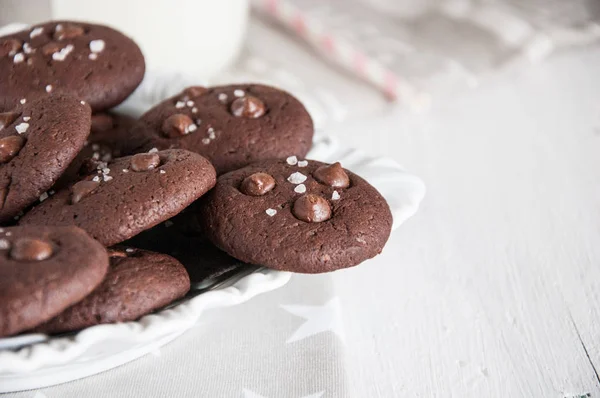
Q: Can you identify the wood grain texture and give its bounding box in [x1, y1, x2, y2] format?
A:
[328, 47, 600, 397]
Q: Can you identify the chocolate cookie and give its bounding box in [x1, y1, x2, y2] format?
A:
[19, 149, 216, 246]
[54, 112, 137, 189]
[0, 21, 145, 112]
[0, 94, 91, 224]
[34, 247, 190, 334]
[130, 84, 314, 174]
[0, 225, 109, 337]
[198, 158, 393, 273]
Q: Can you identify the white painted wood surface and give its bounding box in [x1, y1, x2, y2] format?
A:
[325, 46, 600, 397]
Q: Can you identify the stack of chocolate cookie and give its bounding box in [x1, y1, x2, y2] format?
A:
[0, 21, 392, 338]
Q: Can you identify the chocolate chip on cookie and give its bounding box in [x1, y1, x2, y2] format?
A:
[313, 162, 350, 188]
[0, 135, 25, 163]
[70, 180, 100, 204]
[230, 95, 266, 118]
[240, 172, 276, 196]
[0, 111, 20, 129]
[183, 86, 207, 97]
[0, 21, 145, 112]
[33, 247, 190, 334]
[10, 237, 54, 261]
[0, 94, 91, 224]
[19, 149, 216, 246]
[130, 152, 161, 171]
[0, 225, 109, 337]
[53, 23, 85, 41]
[161, 113, 195, 138]
[130, 84, 314, 174]
[292, 193, 332, 223]
[198, 158, 392, 273]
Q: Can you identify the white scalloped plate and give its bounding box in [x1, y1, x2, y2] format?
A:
[0, 65, 425, 391]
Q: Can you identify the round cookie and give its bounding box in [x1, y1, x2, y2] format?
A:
[198, 158, 393, 273]
[54, 112, 137, 189]
[130, 84, 314, 174]
[0, 21, 145, 112]
[0, 225, 109, 337]
[34, 247, 190, 334]
[0, 94, 91, 224]
[19, 149, 216, 246]
[124, 216, 249, 284]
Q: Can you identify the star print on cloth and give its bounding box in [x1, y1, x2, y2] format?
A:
[242, 389, 324, 398]
[280, 297, 345, 344]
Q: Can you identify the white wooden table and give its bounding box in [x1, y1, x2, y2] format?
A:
[326, 46, 600, 397]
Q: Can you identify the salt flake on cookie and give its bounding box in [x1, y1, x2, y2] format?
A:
[15, 122, 29, 134]
[29, 27, 44, 39]
[89, 39, 106, 53]
[288, 172, 307, 184]
[286, 155, 298, 165]
[294, 184, 307, 194]
[265, 208, 277, 216]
